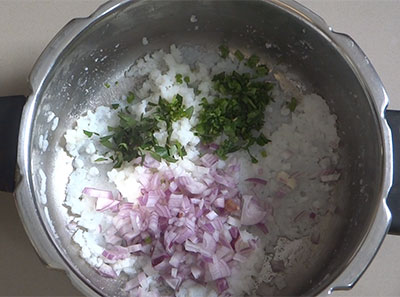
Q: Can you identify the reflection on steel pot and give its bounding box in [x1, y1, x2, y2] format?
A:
[1, 0, 399, 296]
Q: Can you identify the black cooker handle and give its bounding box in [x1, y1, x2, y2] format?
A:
[386, 109, 400, 235]
[0, 96, 26, 193]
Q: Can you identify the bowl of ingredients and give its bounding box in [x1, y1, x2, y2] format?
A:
[2, 0, 399, 296]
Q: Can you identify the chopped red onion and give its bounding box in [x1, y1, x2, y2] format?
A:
[216, 278, 229, 294]
[185, 217, 196, 231]
[245, 178, 268, 185]
[96, 197, 119, 211]
[169, 181, 178, 192]
[184, 240, 200, 253]
[195, 206, 204, 218]
[199, 199, 205, 210]
[146, 190, 162, 207]
[97, 263, 117, 279]
[102, 250, 117, 261]
[83, 187, 114, 199]
[212, 171, 235, 188]
[124, 277, 140, 291]
[138, 172, 152, 189]
[155, 204, 171, 218]
[227, 216, 241, 227]
[163, 276, 181, 290]
[191, 198, 201, 205]
[123, 230, 140, 242]
[128, 244, 143, 253]
[141, 244, 152, 255]
[214, 197, 225, 208]
[241, 195, 266, 225]
[212, 230, 220, 242]
[168, 194, 184, 208]
[202, 222, 215, 233]
[206, 210, 218, 220]
[274, 188, 287, 198]
[148, 212, 159, 236]
[143, 155, 160, 169]
[153, 258, 169, 272]
[175, 228, 195, 244]
[143, 261, 158, 276]
[85, 156, 264, 294]
[113, 215, 130, 231]
[191, 265, 202, 279]
[138, 195, 147, 206]
[234, 237, 254, 254]
[256, 222, 269, 234]
[148, 172, 162, 190]
[209, 143, 220, 150]
[169, 251, 184, 268]
[210, 217, 223, 230]
[202, 255, 213, 263]
[171, 267, 178, 278]
[138, 272, 151, 290]
[229, 227, 239, 240]
[233, 253, 247, 263]
[216, 245, 233, 259]
[208, 255, 231, 280]
[102, 246, 129, 261]
[202, 232, 217, 255]
[200, 153, 219, 167]
[119, 202, 134, 211]
[177, 176, 208, 195]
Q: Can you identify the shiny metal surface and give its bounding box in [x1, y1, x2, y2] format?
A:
[15, 0, 392, 296]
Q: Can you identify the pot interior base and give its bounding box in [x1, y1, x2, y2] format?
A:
[27, 1, 384, 296]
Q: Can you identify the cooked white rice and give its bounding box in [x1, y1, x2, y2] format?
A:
[63, 44, 340, 296]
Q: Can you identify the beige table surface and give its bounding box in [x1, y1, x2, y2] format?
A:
[0, 0, 399, 296]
